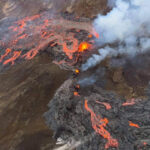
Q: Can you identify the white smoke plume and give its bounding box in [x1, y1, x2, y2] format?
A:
[82, 0, 150, 71]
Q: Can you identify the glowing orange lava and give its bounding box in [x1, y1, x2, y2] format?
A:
[76, 84, 80, 89]
[84, 100, 118, 149]
[62, 37, 79, 59]
[129, 121, 140, 128]
[88, 34, 93, 38]
[3, 51, 21, 65]
[0, 48, 12, 62]
[74, 92, 80, 96]
[78, 42, 91, 52]
[96, 101, 112, 110]
[75, 69, 80, 74]
[0, 13, 99, 66]
[122, 98, 135, 106]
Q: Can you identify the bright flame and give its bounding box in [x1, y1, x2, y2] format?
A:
[75, 69, 80, 74]
[78, 42, 91, 52]
[74, 92, 80, 96]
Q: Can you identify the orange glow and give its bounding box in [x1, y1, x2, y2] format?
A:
[96, 101, 112, 110]
[1, 14, 99, 66]
[78, 42, 91, 52]
[22, 49, 38, 60]
[122, 98, 135, 106]
[62, 37, 79, 59]
[143, 142, 147, 146]
[75, 69, 80, 74]
[129, 121, 140, 128]
[84, 100, 118, 149]
[92, 28, 99, 39]
[3, 51, 21, 65]
[74, 92, 80, 96]
[0, 48, 12, 62]
[88, 34, 93, 38]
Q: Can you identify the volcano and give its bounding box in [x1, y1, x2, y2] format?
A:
[0, 0, 150, 150]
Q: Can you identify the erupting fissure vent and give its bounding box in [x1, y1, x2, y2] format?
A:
[0, 13, 99, 67]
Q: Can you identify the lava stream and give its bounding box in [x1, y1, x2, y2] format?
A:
[84, 100, 118, 149]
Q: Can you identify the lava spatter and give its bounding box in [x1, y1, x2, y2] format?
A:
[84, 100, 118, 149]
[78, 42, 91, 52]
[129, 121, 140, 128]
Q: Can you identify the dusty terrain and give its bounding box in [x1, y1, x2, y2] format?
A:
[0, 0, 108, 150]
[2, 0, 150, 150]
[0, 53, 70, 150]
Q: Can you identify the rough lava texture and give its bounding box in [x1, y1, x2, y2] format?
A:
[45, 78, 150, 150]
[0, 0, 108, 149]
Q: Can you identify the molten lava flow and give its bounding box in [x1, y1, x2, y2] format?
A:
[0, 48, 12, 62]
[78, 42, 91, 52]
[0, 13, 99, 66]
[122, 98, 136, 106]
[75, 69, 80, 74]
[62, 37, 79, 59]
[96, 101, 112, 110]
[84, 100, 118, 149]
[3, 51, 21, 65]
[22, 49, 38, 60]
[74, 92, 80, 96]
[129, 121, 140, 128]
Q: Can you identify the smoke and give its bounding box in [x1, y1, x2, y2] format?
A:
[107, 0, 116, 7]
[82, 0, 150, 71]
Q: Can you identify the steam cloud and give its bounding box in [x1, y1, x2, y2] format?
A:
[82, 0, 150, 71]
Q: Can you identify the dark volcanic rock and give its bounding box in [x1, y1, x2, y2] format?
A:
[45, 78, 150, 150]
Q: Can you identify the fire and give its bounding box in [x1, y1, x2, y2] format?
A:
[74, 92, 80, 96]
[129, 121, 140, 128]
[78, 42, 91, 52]
[84, 100, 118, 149]
[0, 13, 99, 66]
[75, 69, 80, 74]
[0, 48, 12, 62]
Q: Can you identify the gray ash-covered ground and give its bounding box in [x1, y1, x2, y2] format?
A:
[44, 78, 150, 150]
[1, 1, 150, 150]
[44, 52, 150, 150]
